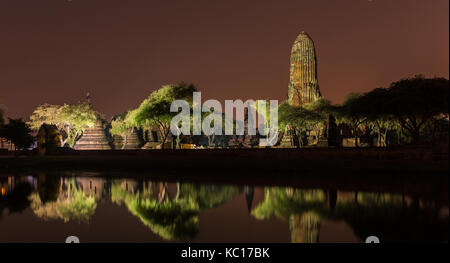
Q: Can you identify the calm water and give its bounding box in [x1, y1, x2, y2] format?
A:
[0, 173, 448, 243]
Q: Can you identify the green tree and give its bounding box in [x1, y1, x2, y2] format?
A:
[336, 93, 368, 147]
[278, 103, 322, 147]
[352, 76, 449, 145]
[28, 104, 62, 130]
[4, 118, 34, 150]
[200, 111, 234, 148]
[59, 102, 98, 146]
[28, 102, 98, 147]
[356, 88, 397, 146]
[134, 83, 197, 149]
[110, 111, 138, 149]
[304, 98, 335, 140]
[383, 76, 449, 144]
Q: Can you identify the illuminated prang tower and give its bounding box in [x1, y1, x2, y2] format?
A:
[288, 32, 321, 106]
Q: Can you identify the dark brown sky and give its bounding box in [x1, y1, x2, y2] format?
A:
[0, 0, 448, 119]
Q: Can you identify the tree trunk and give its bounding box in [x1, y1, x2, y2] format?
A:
[121, 134, 128, 150]
[70, 131, 79, 147]
[176, 134, 181, 149]
[160, 131, 167, 149]
[64, 127, 72, 147]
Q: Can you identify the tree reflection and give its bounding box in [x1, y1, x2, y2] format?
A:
[180, 184, 239, 210]
[252, 187, 326, 242]
[0, 179, 34, 220]
[111, 180, 199, 241]
[252, 187, 448, 243]
[37, 173, 61, 203]
[111, 180, 239, 241]
[2, 173, 446, 243]
[29, 177, 97, 223]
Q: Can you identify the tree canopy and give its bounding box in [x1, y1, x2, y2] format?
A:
[110, 110, 139, 149]
[3, 118, 34, 150]
[278, 102, 323, 147]
[380, 76, 448, 143]
[335, 76, 449, 144]
[28, 102, 98, 147]
[30, 179, 97, 223]
[111, 182, 199, 240]
[133, 83, 197, 148]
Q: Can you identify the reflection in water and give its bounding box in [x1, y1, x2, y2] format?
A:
[29, 176, 97, 223]
[244, 186, 254, 213]
[111, 181, 200, 240]
[289, 212, 321, 243]
[0, 174, 448, 243]
[110, 180, 240, 240]
[252, 187, 449, 243]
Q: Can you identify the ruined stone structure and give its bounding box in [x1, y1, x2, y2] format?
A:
[317, 115, 338, 147]
[122, 128, 142, 150]
[141, 128, 163, 149]
[74, 121, 112, 150]
[75, 177, 109, 200]
[280, 128, 297, 148]
[0, 136, 14, 151]
[112, 135, 123, 149]
[228, 108, 259, 148]
[288, 32, 321, 106]
[281, 32, 326, 148]
[112, 128, 142, 150]
[37, 124, 62, 155]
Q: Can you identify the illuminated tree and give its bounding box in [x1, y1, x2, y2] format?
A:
[278, 102, 322, 147]
[134, 83, 197, 149]
[28, 104, 62, 130]
[28, 102, 98, 147]
[58, 102, 98, 146]
[110, 110, 138, 149]
[304, 98, 335, 140]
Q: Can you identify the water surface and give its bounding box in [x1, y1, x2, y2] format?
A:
[0, 172, 448, 243]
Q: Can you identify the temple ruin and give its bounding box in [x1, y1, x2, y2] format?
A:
[288, 31, 322, 106]
[74, 121, 112, 150]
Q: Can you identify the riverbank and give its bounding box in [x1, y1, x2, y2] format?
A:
[0, 146, 447, 175]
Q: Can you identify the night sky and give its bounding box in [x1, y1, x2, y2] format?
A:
[0, 0, 448, 119]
